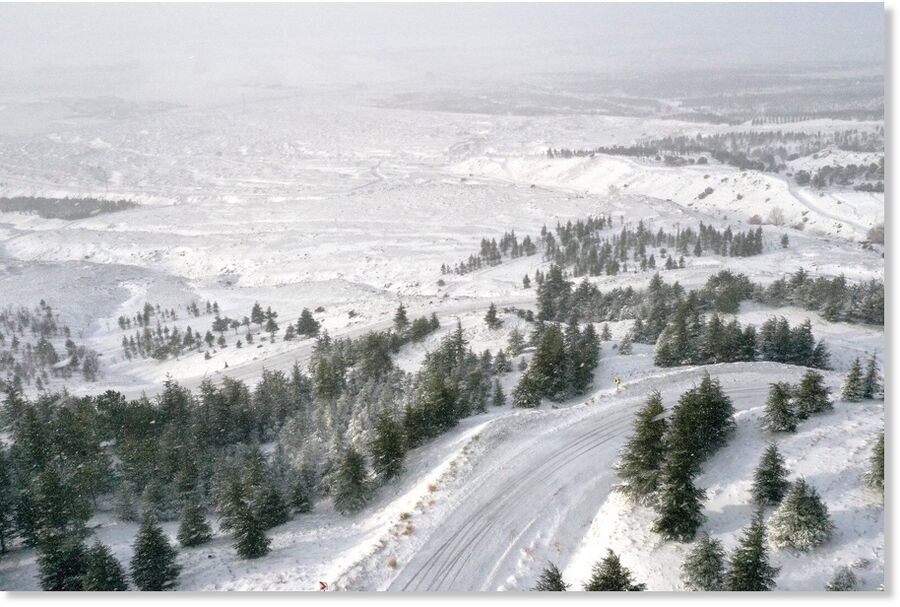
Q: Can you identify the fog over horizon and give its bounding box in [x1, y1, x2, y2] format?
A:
[0, 3, 884, 106]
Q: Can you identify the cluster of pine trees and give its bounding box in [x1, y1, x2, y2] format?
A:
[512, 318, 600, 407]
[533, 550, 646, 591]
[542, 218, 764, 279]
[441, 231, 537, 275]
[794, 157, 884, 189]
[655, 312, 829, 370]
[550, 128, 883, 174]
[616, 376, 735, 542]
[756, 268, 884, 325]
[1, 301, 101, 391]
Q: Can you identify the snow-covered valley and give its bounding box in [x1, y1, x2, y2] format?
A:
[0, 5, 886, 593]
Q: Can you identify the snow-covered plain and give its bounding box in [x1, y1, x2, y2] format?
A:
[0, 88, 884, 591]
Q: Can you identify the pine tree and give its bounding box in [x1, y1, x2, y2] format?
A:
[615, 391, 667, 504]
[768, 478, 834, 551]
[82, 541, 128, 591]
[583, 549, 646, 591]
[484, 302, 502, 330]
[600, 323, 612, 341]
[532, 562, 569, 591]
[333, 448, 371, 515]
[491, 378, 506, 407]
[130, 513, 181, 591]
[393, 303, 409, 333]
[257, 483, 290, 529]
[652, 447, 706, 542]
[763, 382, 797, 433]
[751, 444, 790, 507]
[507, 328, 525, 356]
[0, 449, 15, 553]
[512, 371, 541, 408]
[865, 432, 884, 492]
[177, 496, 212, 547]
[793, 370, 832, 419]
[37, 534, 88, 591]
[296, 308, 320, 337]
[862, 354, 882, 399]
[232, 502, 271, 559]
[727, 511, 779, 591]
[370, 412, 405, 483]
[291, 475, 313, 514]
[841, 358, 865, 402]
[825, 566, 858, 591]
[681, 532, 727, 591]
[618, 332, 633, 355]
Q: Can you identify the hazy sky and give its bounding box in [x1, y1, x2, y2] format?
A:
[0, 3, 884, 103]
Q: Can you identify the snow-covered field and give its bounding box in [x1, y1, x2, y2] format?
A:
[0, 84, 884, 591]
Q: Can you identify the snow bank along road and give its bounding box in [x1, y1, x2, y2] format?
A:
[368, 365, 782, 591]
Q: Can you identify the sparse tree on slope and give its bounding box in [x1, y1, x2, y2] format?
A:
[763, 382, 797, 433]
[652, 448, 706, 542]
[768, 478, 834, 551]
[491, 378, 506, 407]
[130, 513, 181, 591]
[82, 541, 128, 591]
[583, 549, 646, 591]
[177, 496, 212, 547]
[37, 534, 88, 591]
[794, 370, 832, 419]
[727, 511, 779, 591]
[370, 412, 406, 483]
[681, 532, 728, 591]
[865, 433, 884, 492]
[532, 562, 569, 591]
[615, 390, 668, 504]
[393, 303, 409, 333]
[232, 502, 271, 559]
[484, 302, 502, 330]
[862, 354, 882, 399]
[751, 444, 791, 507]
[825, 566, 858, 591]
[841, 358, 865, 402]
[333, 448, 371, 515]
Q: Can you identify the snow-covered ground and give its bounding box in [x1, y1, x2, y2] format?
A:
[0, 88, 884, 591]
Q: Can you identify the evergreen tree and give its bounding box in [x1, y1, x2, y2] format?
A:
[82, 541, 128, 591]
[257, 483, 290, 529]
[600, 323, 612, 341]
[512, 371, 541, 408]
[370, 412, 405, 483]
[793, 370, 832, 419]
[862, 354, 882, 399]
[841, 358, 865, 401]
[130, 513, 181, 591]
[0, 449, 15, 553]
[865, 433, 884, 492]
[296, 308, 320, 337]
[532, 562, 569, 591]
[615, 391, 668, 504]
[232, 502, 271, 559]
[825, 566, 858, 591]
[681, 532, 727, 591]
[291, 474, 313, 514]
[491, 378, 506, 407]
[768, 478, 834, 551]
[618, 332, 633, 355]
[751, 444, 790, 507]
[652, 447, 706, 542]
[393, 304, 409, 333]
[484, 303, 502, 330]
[763, 382, 797, 433]
[177, 496, 212, 547]
[37, 534, 88, 591]
[507, 328, 525, 356]
[727, 511, 779, 591]
[583, 549, 646, 591]
[333, 449, 371, 515]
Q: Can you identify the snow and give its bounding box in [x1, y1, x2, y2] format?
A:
[0, 84, 884, 591]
